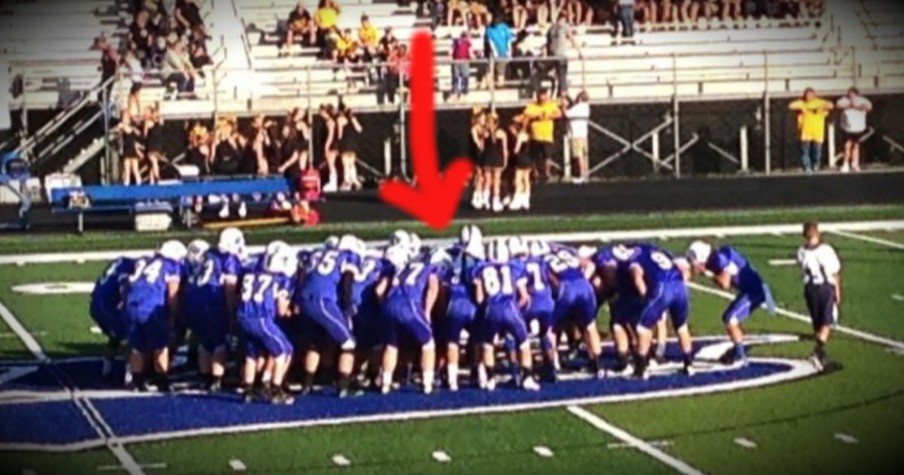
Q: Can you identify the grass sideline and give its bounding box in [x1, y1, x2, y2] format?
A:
[1, 205, 903, 255]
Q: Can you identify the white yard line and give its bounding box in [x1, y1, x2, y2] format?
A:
[733, 437, 758, 449]
[686, 282, 904, 351]
[829, 230, 904, 251]
[0, 296, 146, 475]
[567, 406, 705, 475]
[533, 446, 554, 457]
[3, 220, 903, 266]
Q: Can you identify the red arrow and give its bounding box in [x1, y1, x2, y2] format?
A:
[378, 31, 474, 230]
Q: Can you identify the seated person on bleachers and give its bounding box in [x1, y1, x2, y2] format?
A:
[721, 0, 744, 22]
[336, 28, 360, 63]
[358, 15, 380, 62]
[189, 30, 212, 69]
[446, 0, 469, 27]
[468, 1, 492, 29]
[564, 0, 594, 26]
[314, 0, 342, 48]
[658, 0, 677, 23]
[378, 28, 399, 61]
[162, 35, 199, 98]
[284, 2, 315, 55]
[129, 10, 156, 66]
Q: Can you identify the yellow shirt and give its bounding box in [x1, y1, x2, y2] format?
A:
[337, 35, 356, 54]
[790, 98, 832, 143]
[315, 7, 339, 29]
[359, 25, 378, 47]
[524, 101, 560, 143]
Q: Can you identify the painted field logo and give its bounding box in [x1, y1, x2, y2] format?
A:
[0, 334, 817, 451]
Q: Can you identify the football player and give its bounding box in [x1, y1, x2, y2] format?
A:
[89, 256, 135, 379]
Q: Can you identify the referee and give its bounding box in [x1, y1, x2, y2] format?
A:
[796, 221, 842, 371]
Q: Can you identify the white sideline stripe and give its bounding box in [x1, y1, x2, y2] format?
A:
[533, 446, 554, 457]
[0, 331, 46, 339]
[567, 406, 705, 475]
[608, 440, 673, 449]
[734, 437, 757, 449]
[331, 455, 351, 467]
[767, 259, 797, 267]
[0, 297, 146, 475]
[829, 230, 904, 250]
[834, 433, 858, 444]
[431, 451, 451, 463]
[0, 299, 48, 362]
[686, 282, 904, 351]
[3, 220, 904, 265]
[97, 463, 166, 472]
[229, 459, 247, 471]
[6, 357, 817, 452]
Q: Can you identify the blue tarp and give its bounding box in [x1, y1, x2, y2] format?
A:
[50, 176, 294, 207]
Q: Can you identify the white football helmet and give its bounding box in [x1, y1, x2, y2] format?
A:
[218, 227, 245, 256]
[186, 239, 210, 265]
[459, 224, 484, 246]
[487, 239, 510, 263]
[390, 229, 411, 249]
[429, 248, 453, 267]
[324, 235, 340, 250]
[577, 245, 597, 260]
[408, 232, 422, 258]
[384, 245, 409, 270]
[265, 248, 298, 278]
[507, 236, 528, 257]
[464, 238, 486, 260]
[337, 234, 360, 254]
[158, 240, 188, 262]
[686, 241, 713, 265]
[529, 240, 551, 257]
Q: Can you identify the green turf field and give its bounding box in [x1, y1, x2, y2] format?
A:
[1, 207, 902, 475]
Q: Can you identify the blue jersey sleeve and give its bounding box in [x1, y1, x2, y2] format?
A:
[163, 259, 182, 283]
[222, 254, 241, 278]
[708, 248, 732, 275]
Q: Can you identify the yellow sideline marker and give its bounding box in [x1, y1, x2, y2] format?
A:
[202, 217, 290, 230]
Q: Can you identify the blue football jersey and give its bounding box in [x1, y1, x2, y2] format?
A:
[237, 270, 292, 321]
[706, 245, 764, 293]
[387, 260, 438, 304]
[631, 244, 683, 289]
[522, 255, 552, 302]
[91, 257, 134, 309]
[300, 249, 360, 299]
[352, 255, 391, 307]
[545, 247, 585, 281]
[185, 249, 242, 306]
[475, 260, 526, 305]
[124, 254, 182, 313]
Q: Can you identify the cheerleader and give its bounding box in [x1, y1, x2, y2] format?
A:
[469, 108, 488, 209]
[336, 105, 363, 190]
[509, 114, 533, 210]
[142, 104, 163, 184]
[117, 114, 143, 185]
[482, 112, 508, 213]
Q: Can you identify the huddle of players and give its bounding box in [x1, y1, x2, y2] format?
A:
[89, 224, 772, 404]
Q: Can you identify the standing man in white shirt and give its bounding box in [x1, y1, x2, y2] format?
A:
[564, 90, 590, 183]
[797, 221, 842, 372]
[836, 88, 872, 173]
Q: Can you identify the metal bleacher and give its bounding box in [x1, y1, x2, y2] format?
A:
[3, 0, 903, 119]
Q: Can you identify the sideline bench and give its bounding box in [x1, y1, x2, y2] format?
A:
[49, 176, 295, 232]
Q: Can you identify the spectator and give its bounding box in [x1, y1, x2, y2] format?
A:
[565, 0, 594, 25]
[273, 122, 301, 178]
[529, 0, 551, 28]
[210, 116, 246, 176]
[283, 2, 315, 56]
[700, 0, 719, 22]
[129, 10, 155, 66]
[482, 112, 508, 213]
[289, 107, 312, 171]
[358, 15, 379, 62]
[318, 104, 340, 192]
[143, 104, 164, 184]
[336, 105, 364, 190]
[836, 87, 872, 173]
[450, 31, 472, 101]
[545, 13, 580, 97]
[659, 0, 677, 23]
[508, 114, 532, 210]
[174, 0, 205, 37]
[679, 0, 700, 24]
[522, 87, 561, 180]
[117, 114, 144, 185]
[564, 90, 590, 183]
[468, 1, 492, 29]
[125, 83, 144, 127]
[122, 49, 145, 86]
[788, 87, 833, 174]
[148, 35, 168, 70]
[377, 42, 401, 105]
[470, 108, 488, 210]
[249, 114, 273, 175]
[98, 41, 120, 92]
[639, 0, 658, 26]
[511, 0, 531, 30]
[188, 33, 212, 69]
[185, 122, 211, 175]
[447, 0, 468, 26]
[314, 0, 341, 49]
[162, 35, 197, 98]
[616, 0, 636, 42]
[485, 13, 515, 88]
[722, 0, 744, 21]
